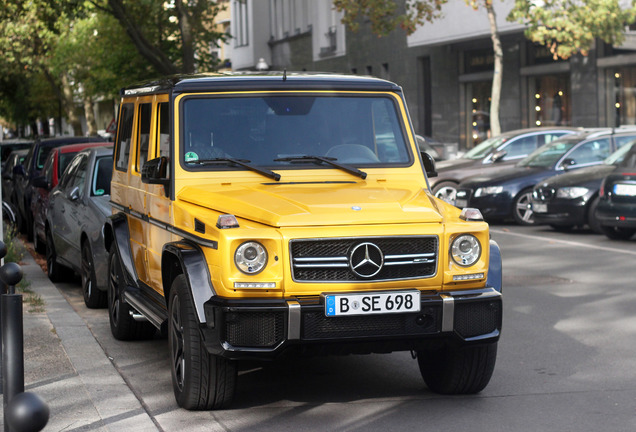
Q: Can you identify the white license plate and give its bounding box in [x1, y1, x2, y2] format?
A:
[324, 290, 420, 317]
[613, 183, 636, 196]
[533, 202, 547, 213]
[455, 199, 468, 208]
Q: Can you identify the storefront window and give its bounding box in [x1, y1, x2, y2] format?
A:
[469, 81, 491, 145]
[531, 75, 570, 127]
[614, 68, 636, 126]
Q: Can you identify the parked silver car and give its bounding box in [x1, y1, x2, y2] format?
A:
[45, 146, 113, 308]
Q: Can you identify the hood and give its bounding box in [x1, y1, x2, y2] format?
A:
[538, 164, 616, 188]
[178, 181, 443, 227]
[436, 158, 478, 171]
[461, 166, 543, 187]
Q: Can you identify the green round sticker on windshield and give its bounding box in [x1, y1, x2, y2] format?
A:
[185, 151, 199, 162]
[95, 189, 105, 196]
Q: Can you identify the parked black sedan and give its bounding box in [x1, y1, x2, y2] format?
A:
[454, 128, 636, 225]
[532, 140, 636, 232]
[431, 127, 580, 204]
[595, 170, 636, 240]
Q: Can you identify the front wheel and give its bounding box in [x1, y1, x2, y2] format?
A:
[586, 195, 602, 234]
[417, 342, 497, 394]
[599, 225, 636, 240]
[169, 274, 237, 410]
[513, 189, 535, 225]
[432, 181, 459, 205]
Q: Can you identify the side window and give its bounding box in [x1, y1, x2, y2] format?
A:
[70, 155, 88, 196]
[157, 102, 170, 159]
[136, 103, 152, 171]
[115, 103, 134, 171]
[59, 155, 81, 190]
[92, 156, 114, 196]
[614, 135, 636, 148]
[503, 135, 538, 159]
[568, 138, 610, 166]
[540, 132, 567, 145]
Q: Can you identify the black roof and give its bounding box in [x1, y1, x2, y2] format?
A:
[121, 72, 403, 97]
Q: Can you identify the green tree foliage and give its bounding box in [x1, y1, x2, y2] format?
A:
[333, 0, 446, 36]
[509, 0, 636, 59]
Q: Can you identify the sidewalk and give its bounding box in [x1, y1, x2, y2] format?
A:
[1, 244, 158, 431]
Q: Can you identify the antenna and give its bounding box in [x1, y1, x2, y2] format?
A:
[283, 69, 287, 81]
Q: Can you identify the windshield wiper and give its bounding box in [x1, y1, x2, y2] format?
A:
[273, 155, 367, 179]
[189, 158, 281, 181]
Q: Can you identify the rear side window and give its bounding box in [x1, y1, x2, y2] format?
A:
[503, 135, 538, 159]
[136, 103, 152, 171]
[93, 156, 114, 196]
[115, 103, 134, 171]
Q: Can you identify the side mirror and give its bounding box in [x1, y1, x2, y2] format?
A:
[32, 176, 50, 190]
[491, 150, 507, 163]
[68, 186, 80, 201]
[421, 151, 438, 178]
[141, 157, 170, 196]
[559, 158, 576, 170]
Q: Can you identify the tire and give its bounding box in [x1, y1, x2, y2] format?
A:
[169, 274, 237, 410]
[599, 225, 636, 241]
[107, 244, 156, 340]
[82, 241, 107, 309]
[512, 189, 536, 225]
[586, 195, 602, 234]
[33, 220, 45, 254]
[432, 181, 459, 205]
[46, 229, 63, 282]
[417, 342, 497, 394]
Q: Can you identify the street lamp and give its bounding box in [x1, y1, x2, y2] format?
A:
[255, 58, 269, 71]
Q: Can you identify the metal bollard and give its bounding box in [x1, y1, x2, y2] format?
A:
[0, 240, 6, 387]
[2, 261, 25, 432]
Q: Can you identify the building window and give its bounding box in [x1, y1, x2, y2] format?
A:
[613, 67, 636, 127]
[270, 0, 309, 40]
[531, 75, 570, 127]
[233, 0, 249, 47]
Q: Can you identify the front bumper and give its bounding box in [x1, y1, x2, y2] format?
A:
[531, 197, 587, 226]
[456, 188, 512, 219]
[201, 287, 502, 360]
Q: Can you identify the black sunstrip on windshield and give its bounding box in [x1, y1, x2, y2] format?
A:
[179, 94, 412, 172]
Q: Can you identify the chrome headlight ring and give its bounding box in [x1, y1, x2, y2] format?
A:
[450, 234, 481, 267]
[234, 241, 268, 274]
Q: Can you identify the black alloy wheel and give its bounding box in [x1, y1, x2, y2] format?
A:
[82, 241, 106, 308]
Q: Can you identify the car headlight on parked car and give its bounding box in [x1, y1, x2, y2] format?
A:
[474, 186, 503, 197]
[556, 187, 589, 199]
[450, 234, 481, 267]
[234, 241, 268, 274]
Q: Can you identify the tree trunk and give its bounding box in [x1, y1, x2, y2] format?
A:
[83, 95, 98, 136]
[175, 0, 196, 73]
[486, 2, 502, 137]
[61, 74, 83, 136]
[107, 0, 180, 75]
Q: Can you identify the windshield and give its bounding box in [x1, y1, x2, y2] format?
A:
[181, 95, 411, 170]
[605, 141, 636, 167]
[517, 139, 578, 168]
[463, 136, 507, 160]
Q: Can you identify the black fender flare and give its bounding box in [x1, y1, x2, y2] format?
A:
[103, 212, 139, 289]
[162, 241, 215, 324]
[487, 239, 503, 293]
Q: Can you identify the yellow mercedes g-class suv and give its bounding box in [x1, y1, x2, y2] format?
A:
[104, 73, 503, 410]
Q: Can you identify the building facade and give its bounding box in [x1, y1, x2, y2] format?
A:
[229, 0, 636, 150]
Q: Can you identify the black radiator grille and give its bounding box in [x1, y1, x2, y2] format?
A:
[290, 236, 438, 282]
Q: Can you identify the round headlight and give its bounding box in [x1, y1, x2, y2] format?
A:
[234, 241, 268, 274]
[451, 234, 481, 267]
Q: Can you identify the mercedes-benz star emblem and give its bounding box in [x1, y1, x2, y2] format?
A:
[349, 242, 384, 278]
